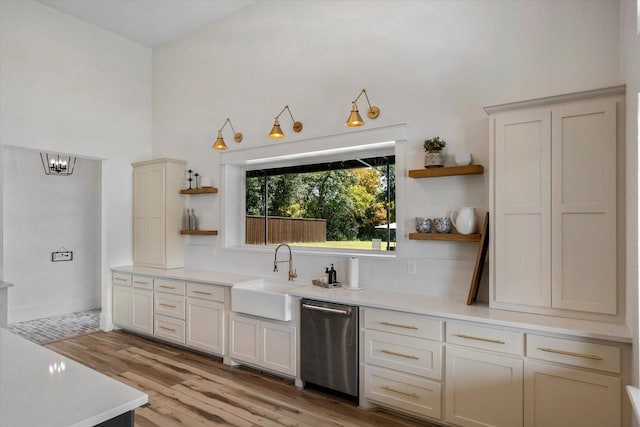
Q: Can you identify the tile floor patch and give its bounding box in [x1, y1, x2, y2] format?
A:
[7, 309, 101, 345]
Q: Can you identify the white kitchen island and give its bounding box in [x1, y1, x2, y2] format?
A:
[0, 328, 148, 427]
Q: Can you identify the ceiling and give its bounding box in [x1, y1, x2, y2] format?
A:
[35, 0, 257, 48]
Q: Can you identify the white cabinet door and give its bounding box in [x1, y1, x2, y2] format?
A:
[551, 100, 617, 314]
[131, 288, 153, 335]
[493, 109, 551, 308]
[186, 297, 224, 355]
[112, 285, 132, 328]
[524, 361, 620, 427]
[445, 346, 523, 427]
[132, 159, 185, 269]
[229, 313, 260, 365]
[491, 94, 620, 316]
[261, 320, 296, 377]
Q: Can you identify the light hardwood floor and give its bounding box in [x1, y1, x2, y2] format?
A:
[46, 331, 439, 427]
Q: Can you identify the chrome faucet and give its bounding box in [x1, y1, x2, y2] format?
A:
[273, 243, 297, 281]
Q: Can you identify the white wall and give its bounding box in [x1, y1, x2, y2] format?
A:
[3, 147, 101, 321]
[0, 0, 152, 327]
[152, 1, 622, 304]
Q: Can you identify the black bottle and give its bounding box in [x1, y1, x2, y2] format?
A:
[329, 264, 337, 284]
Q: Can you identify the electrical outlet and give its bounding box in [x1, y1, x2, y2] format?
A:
[407, 261, 416, 275]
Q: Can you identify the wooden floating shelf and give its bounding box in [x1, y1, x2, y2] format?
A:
[180, 230, 218, 236]
[409, 232, 481, 242]
[180, 188, 218, 194]
[408, 165, 484, 178]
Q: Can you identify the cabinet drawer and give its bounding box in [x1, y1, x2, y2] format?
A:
[154, 293, 186, 319]
[154, 278, 186, 295]
[112, 272, 132, 286]
[365, 364, 441, 421]
[365, 330, 443, 380]
[187, 282, 225, 302]
[365, 308, 443, 341]
[526, 334, 620, 374]
[132, 275, 153, 290]
[447, 322, 524, 356]
[154, 314, 185, 345]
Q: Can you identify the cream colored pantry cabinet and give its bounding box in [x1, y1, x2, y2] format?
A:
[132, 158, 186, 269]
[487, 86, 624, 316]
[445, 322, 524, 427]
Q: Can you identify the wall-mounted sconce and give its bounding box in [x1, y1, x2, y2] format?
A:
[269, 105, 303, 139]
[212, 118, 243, 150]
[346, 88, 380, 127]
[40, 153, 76, 176]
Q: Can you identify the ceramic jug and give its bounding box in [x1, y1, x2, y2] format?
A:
[450, 207, 477, 235]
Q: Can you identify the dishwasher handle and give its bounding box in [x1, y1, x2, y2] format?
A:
[302, 303, 351, 316]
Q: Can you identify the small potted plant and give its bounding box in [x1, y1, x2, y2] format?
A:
[423, 136, 446, 168]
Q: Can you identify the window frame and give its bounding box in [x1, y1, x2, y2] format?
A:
[220, 124, 408, 259]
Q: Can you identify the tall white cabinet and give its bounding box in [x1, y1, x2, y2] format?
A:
[132, 158, 186, 269]
[487, 86, 624, 316]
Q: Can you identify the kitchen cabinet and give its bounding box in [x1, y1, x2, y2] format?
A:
[229, 312, 296, 377]
[363, 308, 444, 421]
[487, 86, 624, 316]
[132, 158, 186, 269]
[524, 334, 622, 427]
[112, 272, 132, 328]
[131, 275, 153, 335]
[112, 273, 153, 335]
[153, 278, 186, 345]
[186, 282, 226, 355]
[445, 322, 524, 427]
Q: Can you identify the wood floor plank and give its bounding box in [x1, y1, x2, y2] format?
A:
[45, 331, 439, 427]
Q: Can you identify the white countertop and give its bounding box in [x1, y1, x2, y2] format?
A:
[289, 286, 633, 343]
[0, 328, 148, 427]
[111, 265, 258, 286]
[0, 281, 13, 289]
[111, 266, 632, 343]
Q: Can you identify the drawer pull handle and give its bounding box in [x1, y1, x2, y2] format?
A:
[381, 385, 419, 398]
[159, 285, 176, 290]
[380, 321, 418, 330]
[159, 303, 177, 308]
[159, 326, 176, 332]
[192, 290, 212, 295]
[114, 278, 129, 282]
[134, 281, 148, 285]
[537, 347, 603, 361]
[380, 349, 419, 360]
[454, 334, 505, 344]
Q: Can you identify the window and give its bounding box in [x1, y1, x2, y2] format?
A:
[245, 155, 395, 251]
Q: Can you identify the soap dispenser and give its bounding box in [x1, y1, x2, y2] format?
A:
[329, 264, 337, 284]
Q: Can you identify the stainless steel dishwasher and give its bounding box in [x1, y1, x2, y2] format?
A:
[300, 298, 358, 398]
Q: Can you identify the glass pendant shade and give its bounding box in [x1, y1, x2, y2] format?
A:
[346, 104, 365, 127]
[212, 132, 228, 150]
[269, 119, 285, 139]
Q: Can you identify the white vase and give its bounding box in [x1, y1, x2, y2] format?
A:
[451, 207, 477, 234]
[424, 151, 444, 168]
